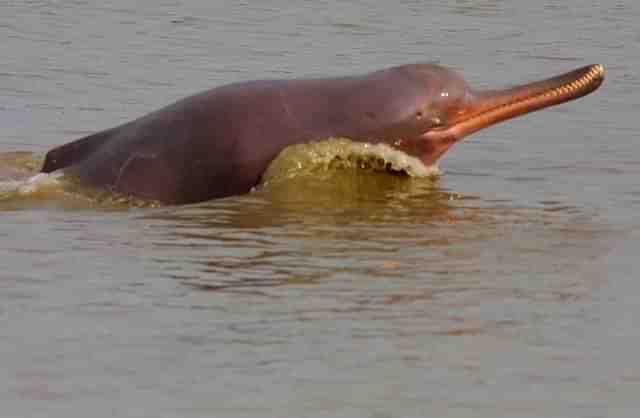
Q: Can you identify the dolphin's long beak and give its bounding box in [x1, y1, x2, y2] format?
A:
[420, 64, 605, 165]
[450, 64, 604, 140]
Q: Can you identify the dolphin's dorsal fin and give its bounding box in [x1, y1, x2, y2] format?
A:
[41, 127, 117, 173]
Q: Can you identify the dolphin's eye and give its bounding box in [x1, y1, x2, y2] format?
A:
[416, 111, 423, 119]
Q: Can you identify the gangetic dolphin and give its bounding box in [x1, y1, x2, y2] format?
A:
[41, 63, 604, 204]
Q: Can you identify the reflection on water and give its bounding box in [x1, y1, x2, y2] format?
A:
[141, 163, 613, 301]
[0, 140, 608, 298]
[0, 144, 615, 305]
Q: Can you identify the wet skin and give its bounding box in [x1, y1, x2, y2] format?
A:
[41, 63, 604, 204]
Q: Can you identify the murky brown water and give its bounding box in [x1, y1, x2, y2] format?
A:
[2, 1, 640, 417]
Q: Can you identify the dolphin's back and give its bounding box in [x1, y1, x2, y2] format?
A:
[42, 126, 121, 173]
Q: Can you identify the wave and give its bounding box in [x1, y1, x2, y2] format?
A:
[261, 137, 441, 187]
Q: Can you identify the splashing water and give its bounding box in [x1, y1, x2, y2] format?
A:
[261, 137, 441, 188]
[0, 171, 63, 194]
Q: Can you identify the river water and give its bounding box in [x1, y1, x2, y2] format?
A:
[2, 1, 639, 417]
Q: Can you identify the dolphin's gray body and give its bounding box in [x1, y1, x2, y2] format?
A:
[42, 63, 604, 204]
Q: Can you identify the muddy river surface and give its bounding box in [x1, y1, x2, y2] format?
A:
[1, 1, 639, 417]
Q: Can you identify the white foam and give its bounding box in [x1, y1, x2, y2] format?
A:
[349, 142, 441, 177]
[0, 171, 64, 196]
